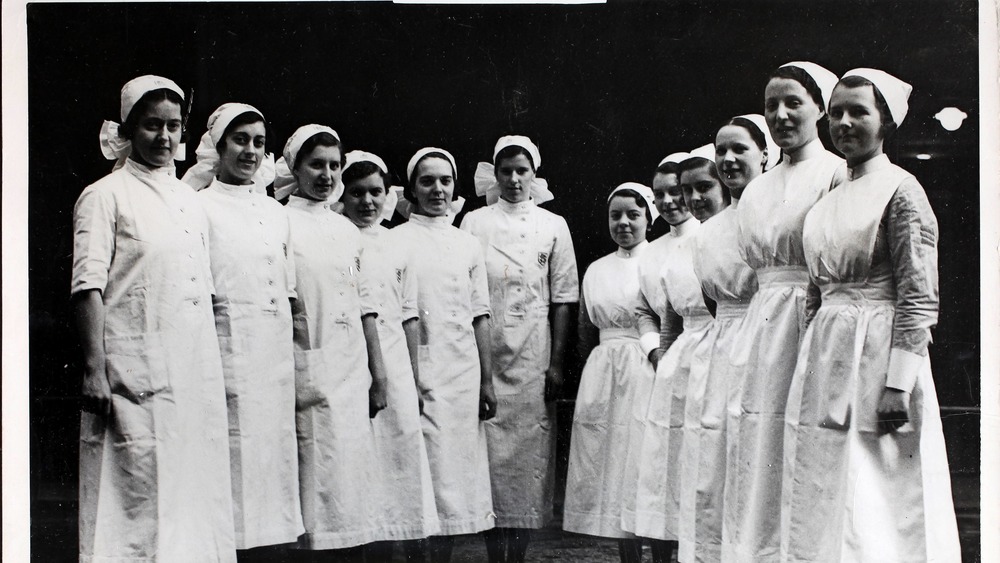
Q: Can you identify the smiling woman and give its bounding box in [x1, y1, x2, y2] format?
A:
[183, 103, 304, 554]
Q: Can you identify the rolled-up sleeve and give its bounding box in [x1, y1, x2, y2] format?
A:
[469, 241, 491, 318]
[549, 217, 580, 304]
[71, 185, 115, 295]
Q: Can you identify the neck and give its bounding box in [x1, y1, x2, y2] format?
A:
[847, 147, 885, 169]
[218, 173, 253, 186]
[783, 136, 822, 164]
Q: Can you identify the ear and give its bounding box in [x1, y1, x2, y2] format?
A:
[761, 148, 769, 168]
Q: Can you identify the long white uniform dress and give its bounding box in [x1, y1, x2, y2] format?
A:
[781, 155, 960, 563]
[679, 203, 758, 563]
[725, 139, 843, 563]
[286, 195, 381, 550]
[460, 198, 579, 529]
[564, 241, 655, 539]
[198, 179, 303, 549]
[632, 218, 713, 542]
[620, 223, 680, 534]
[359, 223, 440, 541]
[73, 159, 236, 563]
[393, 213, 496, 535]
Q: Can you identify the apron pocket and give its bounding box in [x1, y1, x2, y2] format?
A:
[104, 334, 168, 404]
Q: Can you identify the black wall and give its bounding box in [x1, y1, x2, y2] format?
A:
[26, 0, 981, 552]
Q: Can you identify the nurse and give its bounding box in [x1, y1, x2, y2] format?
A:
[462, 135, 579, 563]
[339, 151, 440, 561]
[75, 75, 236, 561]
[725, 61, 845, 563]
[781, 69, 960, 562]
[180, 103, 302, 558]
[622, 151, 712, 563]
[563, 183, 657, 563]
[394, 147, 497, 562]
[278, 125, 389, 561]
[677, 120, 772, 563]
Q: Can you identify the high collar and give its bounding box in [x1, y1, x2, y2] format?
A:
[409, 212, 454, 228]
[616, 239, 649, 259]
[124, 157, 176, 179]
[847, 153, 891, 181]
[358, 223, 387, 237]
[497, 197, 535, 215]
[209, 178, 255, 199]
[287, 194, 338, 213]
[670, 216, 699, 238]
[784, 137, 826, 165]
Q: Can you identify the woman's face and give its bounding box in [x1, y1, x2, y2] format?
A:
[828, 83, 885, 167]
[217, 121, 266, 185]
[495, 153, 535, 204]
[608, 195, 648, 250]
[342, 172, 387, 228]
[412, 157, 455, 217]
[715, 124, 766, 196]
[293, 144, 342, 201]
[653, 172, 690, 226]
[764, 77, 823, 152]
[680, 163, 727, 222]
[129, 99, 183, 168]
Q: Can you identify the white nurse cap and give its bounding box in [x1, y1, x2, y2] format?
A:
[273, 124, 341, 201]
[608, 182, 657, 216]
[406, 147, 458, 182]
[780, 61, 839, 108]
[841, 68, 913, 126]
[657, 152, 690, 167]
[182, 102, 274, 192]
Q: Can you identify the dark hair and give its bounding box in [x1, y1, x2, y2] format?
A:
[118, 88, 185, 140]
[678, 157, 731, 205]
[769, 65, 826, 110]
[725, 117, 768, 151]
[342, 160, 389, 191]
[608, 188, 653, 223]
[404, 152, 458, 203]
[293, 132, 343, 171]
[493, 145, 535, 171]
[216, 111, 267, 153]
[654, 161, 680, 177]
[836, 75, 898, 141]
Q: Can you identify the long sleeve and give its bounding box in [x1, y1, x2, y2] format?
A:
[884, 178, 939, 392]
[657, 298, 684, 352]
[886, 178, 939, 354]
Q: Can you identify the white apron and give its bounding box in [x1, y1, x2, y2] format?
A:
[564, 242, 653, 539]
[620, 222, 687, 535]
[781, 157, 960, 563]
[286, 196, 381, 550]
[199, 180, 303, 549]
[726, 142, 843, 563]
[359, 224, 440, 541]
[73, 160, 236, 563]
[631, 219, 712, 541]
[394, 213, 495, 535]
[460, 198, 579, 529]
[677, 202, 759, 563]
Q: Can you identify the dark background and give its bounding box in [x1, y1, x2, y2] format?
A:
[27, 1, 981, 560]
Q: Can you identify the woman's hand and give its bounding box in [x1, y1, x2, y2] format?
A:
[82, 364, 112, 416]
[480, 381, 497, 421]
[544, 365, 564, 403]
[876, 387, 911, 433]
[369, 378, 388, 419]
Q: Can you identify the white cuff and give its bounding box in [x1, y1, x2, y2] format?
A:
[886, 348, 925, 393]
[640, 332, 660, 357]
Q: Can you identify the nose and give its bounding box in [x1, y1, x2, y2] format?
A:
[723, 149, 737, 164]
[775, 103, 789, 120]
